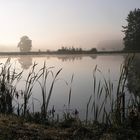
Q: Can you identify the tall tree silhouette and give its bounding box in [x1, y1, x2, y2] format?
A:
[122, 9, 140, 50]
[18, 36, 32, 52]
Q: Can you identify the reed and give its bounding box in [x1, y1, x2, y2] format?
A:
[84, 54, 137, 126]
[37, 62, 53, 119]
[85, 95, 92, 125]
[46, 68, 62, 112]
[68, 74, 74, 113]
[0, 58, 22, 114]
[38, 63, 62, 119]
[22, 62, 39, 116]
[90, 65, 107, 122]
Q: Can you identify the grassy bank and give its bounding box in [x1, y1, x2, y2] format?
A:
[0, 114, 140, 140]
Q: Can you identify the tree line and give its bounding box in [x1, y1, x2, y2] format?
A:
[57, 46, 97, 54]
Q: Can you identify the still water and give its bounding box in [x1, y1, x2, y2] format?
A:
[0, 54, 135, 120]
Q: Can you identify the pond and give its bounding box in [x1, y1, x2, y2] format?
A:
[0, 54, 139, 121]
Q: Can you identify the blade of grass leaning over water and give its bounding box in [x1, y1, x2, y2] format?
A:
[46, 68, 62, 113]
[38, 65, 62, 119]
[85, 95, 92, 125]
[37, 62, 54, 119]
[68, 74, 74, 109]
[22, 62, 39, 116]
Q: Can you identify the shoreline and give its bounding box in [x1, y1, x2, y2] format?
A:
[0, 51, 140, 56]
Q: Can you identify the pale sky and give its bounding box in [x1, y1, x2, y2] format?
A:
[0, 0, 140, 51]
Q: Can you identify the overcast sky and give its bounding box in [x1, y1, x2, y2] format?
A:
[0, 0, 140, 51]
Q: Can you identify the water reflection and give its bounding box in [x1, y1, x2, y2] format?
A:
[57, 55, 82, 62]
[127, 54, 140, 96]
[89, 54, 97, 60]
[18, 56, 32, 69]
[0, 54, 125, 120]
[1, 55, 98, 68]
[42, 54, 97, 62]
[0, 55, 98, 70]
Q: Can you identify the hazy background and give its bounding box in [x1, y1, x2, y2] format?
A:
[0, 0, 140, 52]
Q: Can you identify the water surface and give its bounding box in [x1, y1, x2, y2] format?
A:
[0, 54, 133, 120]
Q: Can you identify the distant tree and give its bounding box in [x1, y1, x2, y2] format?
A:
[46, 49, 50, 53]
[79, 48, 83, 52]
[102, 48, 106, 51]
[57, 46, 84, 53]
[122, 9, 140, 50]
[90, 48, 97, 53]
[71, 46, 75, 52]
[18, 36, 32, 52]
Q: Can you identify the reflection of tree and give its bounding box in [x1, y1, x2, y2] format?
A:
[89, 54, 97, 60]
[18, 56, 32, 70]
[127, 54, 140, 96]
[46, 55, 97, 62]
[18, 36, 32, 52]
[57, 55, 82, 62]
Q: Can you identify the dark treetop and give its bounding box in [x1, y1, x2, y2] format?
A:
[123, 9, 140, 50]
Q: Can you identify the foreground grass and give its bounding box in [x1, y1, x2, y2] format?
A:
[0, 114, 140, 140]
